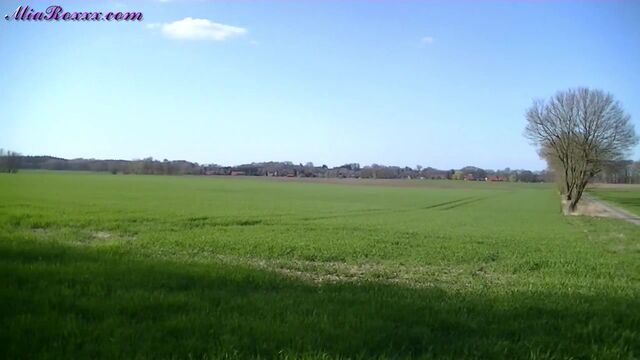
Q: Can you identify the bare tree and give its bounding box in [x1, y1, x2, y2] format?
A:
[525, 88, 638, 211]
[0, 148, 21, 173]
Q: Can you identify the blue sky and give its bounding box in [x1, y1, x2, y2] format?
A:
[1, 0, 639, 170]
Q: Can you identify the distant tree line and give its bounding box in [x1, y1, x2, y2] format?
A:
[3, 151, 638, 184]
[0, 149, 21, 173]
[1, 153, 550, 182]
[16, 156, 203, 175]
[591, 160, 640, 184]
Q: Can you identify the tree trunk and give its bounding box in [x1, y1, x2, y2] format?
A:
[569, 179, 589, 212]
[569, 193, 581, 212]
[563, 165, 572, 199]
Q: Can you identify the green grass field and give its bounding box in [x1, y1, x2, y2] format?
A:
[1, 172, 639, 359]
[588, 186, 640, 216]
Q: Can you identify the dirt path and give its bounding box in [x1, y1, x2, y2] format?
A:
[574, 193, 640, 226]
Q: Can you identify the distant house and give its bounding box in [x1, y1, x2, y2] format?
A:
[486, 175, 506, 182]
[463, 174, 475, 181]
[230, 171, 246, 176]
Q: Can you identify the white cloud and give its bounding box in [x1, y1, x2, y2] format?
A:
[154, 17, 247, 41]
[421, 36, 435, 45]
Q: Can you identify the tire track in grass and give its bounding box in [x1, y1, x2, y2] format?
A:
[299, 196, 489, 222]
[422, 197, 474, 210]
[299, 208, 390, 221]
[438, 197, 488, 210]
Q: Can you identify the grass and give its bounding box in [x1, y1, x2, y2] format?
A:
[588, 186, 640, 216]
[1, 171, 639, 358]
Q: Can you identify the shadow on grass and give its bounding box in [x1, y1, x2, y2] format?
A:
[1, 239, 638, 359]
